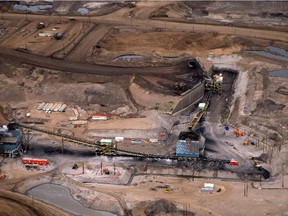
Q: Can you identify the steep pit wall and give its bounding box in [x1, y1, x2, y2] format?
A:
[172, 82, 205, 115]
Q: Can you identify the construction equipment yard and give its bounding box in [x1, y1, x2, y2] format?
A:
[0, 1, 288, 216]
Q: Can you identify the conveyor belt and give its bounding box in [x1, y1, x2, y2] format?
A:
[15, 123, 232, 166]
[188, 91, 212, 131]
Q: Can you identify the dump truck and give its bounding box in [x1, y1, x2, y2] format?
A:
[54, 32, 64, 40]
[37, 22, 45, 29]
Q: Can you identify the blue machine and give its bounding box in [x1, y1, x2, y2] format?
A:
[0, 129, 23, 157]
[176, 139, 204, 158]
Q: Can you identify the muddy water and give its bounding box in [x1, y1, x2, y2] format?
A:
[249, 46, 288, 62]
[267, 46, 288, 58]
[27, 183, 116, 216]
[112, 54, 144, 62]
[13, 4, 52, 12]
[269, 69, 288, 78]
[249, 50, 288, 62]
[77, 8, 89, 15]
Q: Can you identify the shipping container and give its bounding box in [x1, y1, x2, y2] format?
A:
[53, 103, 61, 112]
[115, 137, 124, 142]
[37, 102, 45, 110]
[42, 103, 50, 111]
[22, 157, 49, 165]
[91, 115, 108, 121]
[131, 140, 142, 145]
[100, 139, 113, 145]
[149, 139, 158, 143]
[51, 103, 59, 111]
[46, 103, 54, 111]
[71, 120, 87, 125]
[59, 104, 67, 112]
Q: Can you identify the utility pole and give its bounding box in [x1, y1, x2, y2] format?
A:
[62, 40, 66, 55]
[243, 182, 248, 197]
[24, 36, 27, 50]
[282, 164, 285, 188]
[246, 182, 249, 197]
[61, 138, 64, 154]
[192, 168, 195, 181]
[25, 130, 30, 152]
[100, 162, 102, 175]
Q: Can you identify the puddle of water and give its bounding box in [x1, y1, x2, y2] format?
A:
[13, 4, 52, 12]
[27, 183, 116, 216]
[163, 56, 178, 60]
[269, 69, 288, 78]
[0, 29, 5, 38]
[77, 8, 89, 15]
[112, 54, 144, 62]
[248, 50, 288, 62]
[267, 46, 288, 58]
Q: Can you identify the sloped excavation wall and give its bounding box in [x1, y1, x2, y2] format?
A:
[172, 82, 205, 115]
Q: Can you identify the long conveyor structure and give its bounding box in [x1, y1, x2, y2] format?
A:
[13, 74, 238, 166]
[15, 122, 237, 166]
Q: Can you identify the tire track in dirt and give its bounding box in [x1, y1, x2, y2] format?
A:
[66, 24, 111, 62]
[0, 47, 184, 77]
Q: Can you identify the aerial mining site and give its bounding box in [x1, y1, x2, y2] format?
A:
[0, 1, 287, 216]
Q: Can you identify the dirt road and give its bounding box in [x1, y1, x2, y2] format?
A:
[0, 189, 72, 216]
[66, 24, 111, 62]
[0, 47, 186, 76]
[0, 12, 287, 75]
[66, 174, 288, 216]
[1, 12, 288, 42]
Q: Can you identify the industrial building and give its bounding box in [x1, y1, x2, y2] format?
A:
[176, 132, 205, 158]
[0, 126, 24, 157]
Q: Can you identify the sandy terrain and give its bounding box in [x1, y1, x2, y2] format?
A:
[101, 30, 243, 57]
[66, 24, 111, 62]
[88, 118, 157, 130]
[1, 20, 86, 56]
[0, 1, 288, 216]
[130, 82, 178, 111]
[2, 153, 287, 216]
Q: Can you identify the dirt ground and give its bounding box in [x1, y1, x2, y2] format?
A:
[0, 1, 288, 216]
[1, 155, 288, 216]
[0, 19, 89, 57]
